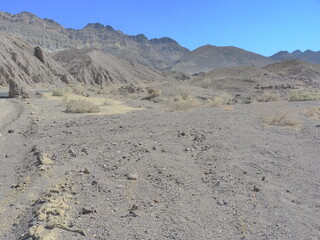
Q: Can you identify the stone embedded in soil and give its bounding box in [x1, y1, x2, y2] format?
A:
[80, 207, 96, 215]
[127, 173, 138, 180]
[253, 186, 260, 192]
[8, 129, 14, 133]
[69, 147, 77, 157]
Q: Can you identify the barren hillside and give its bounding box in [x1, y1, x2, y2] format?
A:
[52, 48, 169, 86]
[263, 59, 320, 87]
[271, 49, 320, 64]
[0, 32, 75, 96]
[171, 45, 275, 74]
[0, 11, 189, 69]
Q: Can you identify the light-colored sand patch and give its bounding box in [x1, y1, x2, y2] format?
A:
[44, 93, 143, 115]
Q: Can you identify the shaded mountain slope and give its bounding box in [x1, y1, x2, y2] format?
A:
[171, 45, 275, 74]
[52, 48, 170, 86]
[271, 50, 320, 64]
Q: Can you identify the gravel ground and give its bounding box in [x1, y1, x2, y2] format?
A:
[0, 98, 319, 240]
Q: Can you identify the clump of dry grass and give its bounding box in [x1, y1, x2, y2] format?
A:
[165, 95, 200, 112]
[66, 99, 100, 113]
[206, 93, 232, 107]
[305, 106, 320, 120]
[261, 109, 301, 128]
[147, 88, 162, 98]
[256, 92, 281, 102]
[52, 88, 66, 97]
[288, 89, 320, 101]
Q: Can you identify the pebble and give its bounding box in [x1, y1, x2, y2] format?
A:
[253, 186, 260, 192]
[69, 147, 77, 157]
[8, 129, 14, 133]
[127, 173, 138, 180]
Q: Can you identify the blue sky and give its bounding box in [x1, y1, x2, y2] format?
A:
[1, 0, 320, 56]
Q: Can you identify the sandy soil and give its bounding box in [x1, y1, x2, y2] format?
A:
[0, 95, 319, 240]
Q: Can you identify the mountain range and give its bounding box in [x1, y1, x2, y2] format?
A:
[0, 11, 319, 74]
[270, 50, 320, 64]
[0, 11, 188, 69]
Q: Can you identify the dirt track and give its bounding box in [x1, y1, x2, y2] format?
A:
[0, 98, 320, 240]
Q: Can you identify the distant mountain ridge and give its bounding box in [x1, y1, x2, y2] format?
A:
[0, 11, 319, 73]
[271, 50, 320, 64]
[171, 45, 275, 74]
[0, 11, 189, 69]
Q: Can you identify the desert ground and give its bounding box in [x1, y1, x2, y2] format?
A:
[0, 85, 319, 240]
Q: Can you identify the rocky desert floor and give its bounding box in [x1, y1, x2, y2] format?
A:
[0, 90, 319, 240]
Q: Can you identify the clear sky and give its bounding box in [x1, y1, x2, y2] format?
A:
[1, 0, 320, 56]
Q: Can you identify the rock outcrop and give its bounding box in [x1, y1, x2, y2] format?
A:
[0, 32, 76, 97]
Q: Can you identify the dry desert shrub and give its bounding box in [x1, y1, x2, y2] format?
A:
[261, 108, 301, 128]
[206, 93, 232, 107]
[256, 92, 281, 102]
[305, 106, 320, 120]
[288, 89, 320, 101]
[147, 88, 162, 98]
[52, 88, 66, 97]
[66, 99, 100, 113]
[165, 95, 200, 112]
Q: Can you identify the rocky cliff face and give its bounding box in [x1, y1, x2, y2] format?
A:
[0, 32, 75, 97]
[0, 11, 189, 69]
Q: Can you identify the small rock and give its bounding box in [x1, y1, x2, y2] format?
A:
[130, 204, 138, 210]
[152, 146, 156, 151]
[91, 180, 98, 185]
[316, 125, 320, 128]
[153, 199, 161, 203]
[261, 176, 266, 181]
[253, 186, 260, 192]
[127, 173, 138, 180]
[84, 168, 90, 174]
[81, 148, 89, 155]
[80, 207, 96, 215]
[8, 129, 14, 133]
[69, 147, 77, 157]
[217, 200, 227, 206]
